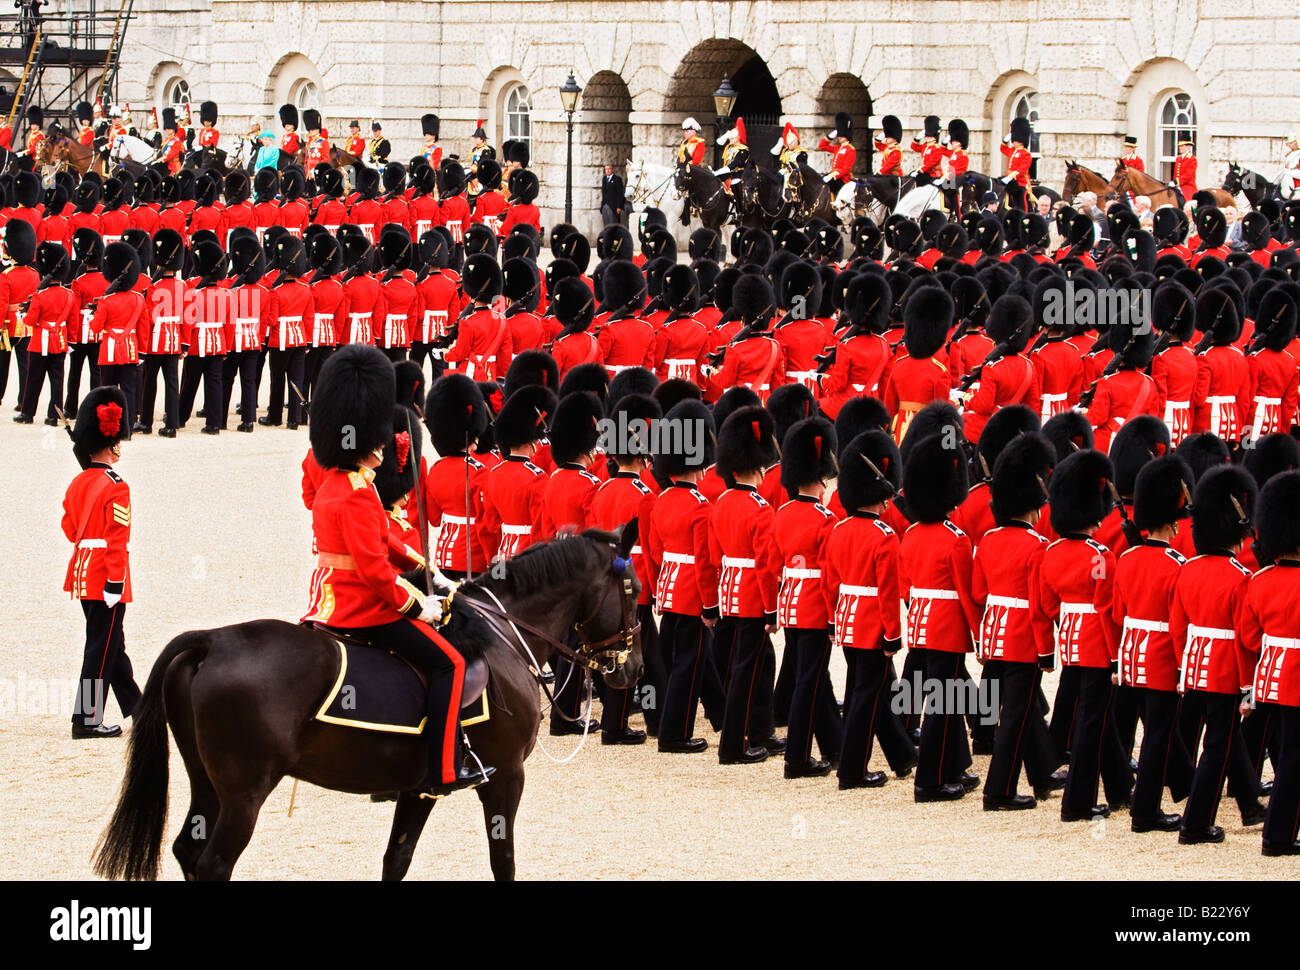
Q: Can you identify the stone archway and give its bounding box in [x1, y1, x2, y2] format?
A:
[665, 38, 782, 166]
[816, 73, 873, 175]
[579, 70, 633, 226]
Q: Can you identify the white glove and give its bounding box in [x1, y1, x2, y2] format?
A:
[823, 174, 833, 183]
[103, 591, 121, 609]
[1167, 181, 1177, 189]
[1003, 134, 1012, 144]
[418, 596, 440, 624]
[1001, 175, 1013, 184]
[940, 133, 950, 146]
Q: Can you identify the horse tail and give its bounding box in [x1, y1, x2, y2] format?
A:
[93, 630, 211, 881]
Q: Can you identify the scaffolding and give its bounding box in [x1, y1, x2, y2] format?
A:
[0, 0, 135, 131]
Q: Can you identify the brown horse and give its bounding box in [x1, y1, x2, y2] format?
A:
[1060, 160, 1111, 203]
[1111, 162, 1235, 209]
[40, 130, 107, 177]
[330, 145, 361, 169]
[92, 526, 644, 882]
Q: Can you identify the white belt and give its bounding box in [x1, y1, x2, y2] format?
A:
[1188, 624, 1234, 641]
[1041, 393, 1067, 402]
[277, 315, 302, 351]
[1060, 601, 1096, 616]
[786, 370, 818, 381]
[1262, 635, 1300, 650]
[662, 552, 695, 564]
[1167, 400, 1189, 409]
[839, 584, 879, 597]
[103, 235, 122, 245]
[1124, 617, 1169, 633]
[782, 566, 821, 579]
[384, 313, 405, 345]
[1254, 396, 1281, 405]
[722, 556, 756, 569]
[1205, 396, 1235, 404]
[911, 587, 958, 600]
[501, 524, 532, 536]
[850, 383, 866, 392]
[664, 358, 694, 368]
[78, 539, 107, 549]
[349, 312, 371, 344]
[608, 364, 634, 374]
[630, 544, 643, 556]
[313, 312, 333, 347]
[442, 514, 475, 526]
[986, 595, 1029, 609]
[151, 315, 180, 354]
[234, 317, 259, 353]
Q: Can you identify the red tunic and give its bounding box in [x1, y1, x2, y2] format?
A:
[142, 278, 188, 355]
[308, 276, 345, 347]
[774, 319, 829, 393]
[1193, 345, 1251, 440]
[445, 305, 512, 381]
[1169, 552, 1251, 695]
[188, 284, 230, 357]
[1112, 539, 1185, 692]
[1000, 144, 1032, 186]
[479, 455, 548, 560]
[970, 522, 1054, 663]
[1246, 347, 1299, 438]
[24, 285, 77, 356]
[414, 271, 462, 344]
[226, 281, 268, 354]
[382, 196, 413, 236]
[963, 352, 1041, 443]
[348, 199, 383, 244]
[597, 314, 656, 378]
[267, 280, 313, 350]
[885, 355, 951, 443]
[378, 275, 420, 350]
[409, 195, 441, 238]
[552, 331, 600, 379]
[471, 191, 509, 236]
[591, 471, 657, 606]
[774, 495, 836, 628]
[951, 481, 996, 547]
[874, 141, 902, 176]
[341, 273, 384, 345]
[62, 464, 132, 603]
[1031, 337, 1085, 421]
[302, 467, 425, 627]
[817, 139, 857, 181]
[1035, 536, 1121, 669]
[302, 449, 326, 510]
[646, 480, 719, 616]
[438, 196, 471, 244]
[1173, 154, 1197, 198]
[91, 290, 145, 365]
[899, 520, 980, 654]
[948, 332, 994, 386]
[384, 505, 427, 572]
[821, 511, 902, 649]
[540, 463, 601, 536]
[129, 205, 159, 237]
[651, 315, 709, 384]
[1239, 561, 1300, 706]
[425, 454, 490, 573]
[710, 334, 786, 403]
[709, 485, 781, 619]
[1085, 368, 1164, 454]
[1152, 343, 1197, 445]
[909, 141, 946, 179]
[311, 199, 348, 231]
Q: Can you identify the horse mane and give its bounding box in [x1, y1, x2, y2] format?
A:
[468, 528, 617, 600]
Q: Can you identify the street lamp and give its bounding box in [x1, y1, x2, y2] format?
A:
[712, 75, 737, 168]
[559, 71, 582, 224]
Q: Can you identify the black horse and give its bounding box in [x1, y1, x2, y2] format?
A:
[739, 158, 837, 228]
[674, 161, 731, 231]
[1223, 162, 1283, 210]
[93, 527, 643, 882]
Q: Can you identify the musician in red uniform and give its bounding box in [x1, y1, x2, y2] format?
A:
[866, 114, 900, 176]
[1170, 135, 1197, 203]
[134, 229, 187, 437]
[885, 286, 952, 443]
[1171, 465, 1265, 843]
[908, 115, 945, 185]
[1246, 287, 1299, 440]
[595, 261, 655, 378]
[304, 345, 489, 796]
[1113, 456, 1196, 832]
[705, 275, 786, 403]
[1036, 449, 1133, 821]
[1240, 472, 1300, 854]
[959, 294, 1041, 443]
[1000, 117, 1033, 211]
[1192, 287, 1251, 442]
[62, 387, 142, 738]
[772, 417, 843, 777]
[816, 112, 857, 195]
[972, 433, 1062, 810]
[1150, 281, 1198, 445]
[16, 243, 77, 426]
[709, 407, 783, 764]
[1120, 135, 1144, 172]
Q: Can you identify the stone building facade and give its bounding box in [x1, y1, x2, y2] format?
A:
[20, 0, 1300, 236]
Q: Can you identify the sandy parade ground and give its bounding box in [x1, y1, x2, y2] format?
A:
[1, 405, 1294, 882]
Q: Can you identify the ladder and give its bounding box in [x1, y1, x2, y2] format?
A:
[94, 0, 134, 106]
[6, 27, 43, 130]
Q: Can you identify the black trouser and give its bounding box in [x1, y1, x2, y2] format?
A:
[716, 616, 774, 757]
[381, 347, 407, 364]
[1239, 700, 1280, 784]
[1263, 705, 1300, 846]
[1182, 690, 1260, 830]
[97, 363, 140, 438]
[304, 345, 337, 409]
[900, 646, 925, 734]
[966, 656, 996, 747]
[408, 342, 448, 384]
[20, 350, 64, 420]
[984, 661, 1058, 797]
[698, 623, 726, 732]
[1050, 665, 1081, 762]
[350, 619, 464, 785]
[772, 633, 795, 727]
[657, 611, 708, 743]
[916, 650, 973, 789]
[266, 347, 307, 424]
[138, 353, 180, 429]
[600, 682, 636, 734]
[1113, 684, 1141, 761]
[64, 342, 101, 414]
[838, 648, 905, 782]
[784, 628, 842, 765]
[179, 354, 226, 430]
[0, 334, 29, 406]
[1132, 687, 1195, 820]
[75, 600, 142, 727]
[1005, 182, 1028, 211]
[549, 629, 587, 728]
[634, 603, 664, 735]
[1061, 668, 1133, 814]
[223, 350, 259, 426]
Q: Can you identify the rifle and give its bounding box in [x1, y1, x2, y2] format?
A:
[955, 341, 1014, 394]
[1077, 329, 1136, 410]
[704, 305, 775, 368]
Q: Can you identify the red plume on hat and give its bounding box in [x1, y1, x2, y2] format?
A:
[98, 402, 123, 436]
[394, 430, 411, 472]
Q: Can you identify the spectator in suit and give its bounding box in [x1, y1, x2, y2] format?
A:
[600, 164, 626, 226]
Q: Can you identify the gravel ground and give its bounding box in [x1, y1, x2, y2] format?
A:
[1, 407, 1291, 880]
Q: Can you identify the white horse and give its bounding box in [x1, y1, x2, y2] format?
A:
[111, 133, 158, 167]
[625, 158, 675, 209]
[893, 184, 945, 220]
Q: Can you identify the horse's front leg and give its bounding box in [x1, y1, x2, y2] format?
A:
[476, 766, 525, 881]
[381, 790, 436, 881]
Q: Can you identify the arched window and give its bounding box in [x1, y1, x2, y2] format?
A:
[503, 83, 531, 151]
[164, 77, 190, 110]
[1157, 92, 1196, 182]
[290, 78, 320, 115]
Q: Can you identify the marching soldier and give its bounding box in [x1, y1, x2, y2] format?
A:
[437, 158, 471, 247]
[303, 231, 344, 407]
[873, 115, 903, 176]
[818, 273, 894, 420]
[470, 159, 508, 235]
[15, 243, 75, 426]
[885, 286, 953, 443]
[714, 116, 749, 196]
[64, 229, 106, 416]
[816, 113, 857, 196]
[1191, 287, 1250, 442]
[1246, 287, 1299, 441]
[548, 276, 600, 379]
[677, 118, 707, 166]
[423, 373, 492, 579]
[88, 242, 144, 432]
[279, 104, 302, 158]
[596, 261, 654, 379]
[500, 168, 541, 236]
[224, 234, 267, 433]
[1170, 134, 1197, 204]
[445, 253, 512, 381]
[479, 384, 553, 560]
[1083, 319, 1163, 454]
[376, 226, 418, 362]
[1000, 117, 1033, 211]
[706, 274, 785, 403]
[63, 385, 142, 738]
[1120, 134, 1144, 172]
[958, 294, 1041, 443]
[0, 220, 40, 412]
[421, 113, 442, 169]
[261, 235, 313, 428]
[908, 115, 945, 185]
[134, 229, 187, 437]
[412, 230, 460, 371]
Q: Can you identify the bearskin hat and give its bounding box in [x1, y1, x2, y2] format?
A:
[1255, 471, 1300, 565]
[13, 170, 41, 209]
[551, 276, 596, 332]
[985, 293, 1034, 351]
[843, 272, 892, 333]
[1130, 454, 1194, 533]
[596, 259, 646, 315]
[1009, 116, 1032, 146]
[499, 350, 558, 399]
[423, 373, 489, 457]
[223, 169, 251, 205]
[1195, 286, 1241, 346]
[389, 360, 425, 414]
[549, 390, 604, 465]
[711, 388, 763, 441]
[990, 432, 1055, 526]
[734, 225, 775, 267]
[1151, 281, 1196, 342]
[654, 399, 715, 477]
[947, 118, 969, 147]
[1240, 211, 1270, 251]
[1194, 206, 1228, 250]
[278, 104, 299, 128]
[654, 378, 702, 415]
[35, 242, 70, 284]
[73, 179, 103, 213]
[899, 400, 964, 468]
[503, 139, 529, 168]
[372, 406, 424, 509]
[607, 367, 660, 415]
[1049, 449, 1115, 535]
[835, 430, 899, 511]
[191, 239, 226, 280]
[935, 223, 968, 260]
[1191, 465, 1256, 554]
[558, 363, 609, 405]
[716, 405, 779, 478]
[834, 396, 891, 455]
[597, 224, 634, 262]
[71, 386, 129, 469]
[766, 383, 817, 447]
[1110, 415, 1171, 497]
[606, 393, 662, 463]
[780, 417, 837, 497]
[903, 285, 953, 359]
[1041, 409, 1094, 458]
[508, 168, 539, 204]
[310, 344, 395, 469]
[689, 227, 723, 263]
[1244, 432, 1300, 489]
[642, 227, 677, 264]
[778, 259, 822, 315]
[919, 209, 948, 244]
[556, 233, 591, 275]
[1254, 286, 1299, 351]
[308, 231, 343, 278]
[150, 228, 185, 274]
[455, 253, 499, 305]
[197, 100, 217, 126]
[4, 218, 37, 266]
[732, 273, 775, 325]
[662, 264, 701, 316]
[880, 115, 903, 142]
[902, 432, 969, 523]
[497, 257, 538, 313]
[495, 385, 557, 453]
[1175, 433, 1230, 484]
[100, 240, 141, 291]
[974, 404, 1040, 479]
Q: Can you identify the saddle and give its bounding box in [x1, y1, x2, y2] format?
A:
[308, 625, 490, 735]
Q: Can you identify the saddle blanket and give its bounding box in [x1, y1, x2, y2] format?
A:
[314, 637, 489, 735]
